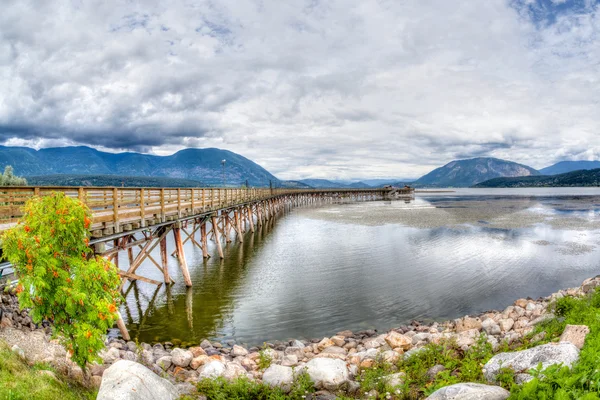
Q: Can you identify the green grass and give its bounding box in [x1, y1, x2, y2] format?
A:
[0, 342, 96, 400]
[508, 289, 600, 399]
[257, 344, 273, 370]
[187, 370, 315, 400]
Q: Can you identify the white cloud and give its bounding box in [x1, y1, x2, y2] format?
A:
[0, 0, 599, 179]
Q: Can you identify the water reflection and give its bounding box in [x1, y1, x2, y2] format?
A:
[121, 191, 600, 346]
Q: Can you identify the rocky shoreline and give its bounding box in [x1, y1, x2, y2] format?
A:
[2, 276, 600, 398]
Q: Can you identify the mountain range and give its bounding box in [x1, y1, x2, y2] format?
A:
[539, 161, 600, 175]
[410, 158, 540, 187]
[1, 145, 599, 188]
[0, 146, 278, 187]
[475, 168, 600, 188]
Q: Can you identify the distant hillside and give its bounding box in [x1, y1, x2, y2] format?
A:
[474, 168, 600, 188]
[540, 161, 600, 175]
[0, 146, 279, 187]
[297, 179, 353, 188]
[278, 180, 313, 189]
[414, 157, 539, 187]
[361, 178, 415, 187]
[26, 174, 205, 188]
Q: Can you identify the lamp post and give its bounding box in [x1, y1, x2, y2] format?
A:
[221, 159, 226, 187]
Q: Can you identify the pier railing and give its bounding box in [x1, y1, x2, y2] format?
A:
[0, 186, 399, 235]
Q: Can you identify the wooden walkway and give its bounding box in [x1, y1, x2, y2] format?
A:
[0, 186, 410, 238]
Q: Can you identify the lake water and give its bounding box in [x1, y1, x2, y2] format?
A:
[118, 188, 600, 347]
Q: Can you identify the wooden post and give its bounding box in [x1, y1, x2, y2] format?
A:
[160, 188, 166, 222]
[127, 236, 134, 266]
[224, 213, 232, 243]
[248, 206, 255, 232]
[173, 226, 192, 287]
[234, 209, 243, 243]
[116, 311, 130, 341]
[113, 239, 120, 269]
[202, 188, 206, 210]
[160, 236, 169, 283]
[140, 188, 146, 227]
[211, 215, 224, 259]
[257, 203, 263, 225]
[191, 189, 195, 214]
[113, 188, 120, 233]
[177, 188, 182, 218]
[200, 222, 210, 258]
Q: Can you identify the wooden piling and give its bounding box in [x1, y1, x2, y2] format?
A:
[173, 226, 193, 287]
[160, 236, 169, 283]
[200, 222, 210, 258]
[234, 209, 243, 243]
[116, 311, 130, 341]
[211, 215, 224, 259]
[247, 206, 255, 233]
[224, 213, 232, 243]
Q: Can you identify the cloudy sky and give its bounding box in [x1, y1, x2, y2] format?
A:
[1, 0, 599, 179]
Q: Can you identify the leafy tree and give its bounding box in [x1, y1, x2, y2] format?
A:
[2, 192, 122, 371]
[0, 166, 27, 186]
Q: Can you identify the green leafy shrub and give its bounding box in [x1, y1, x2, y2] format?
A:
[194, 371, 314, 400]
[2, 192, 122, 370]
[509, 289, 600, 399]
[257, 344, 273, 370]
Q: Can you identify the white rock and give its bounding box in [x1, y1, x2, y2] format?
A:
[498, 318, 514, 332]
[483, 343, 579, 382]
[383, 372, 405, 387]
[170, 348, 193, 368]
[232, 345, 249, 357]
[197, 360, 227, 379]
[281, 354, 298, 366]
[97, 360, 179, 400]
[426, 383, 509, 399]
[381, 350, 401, 363]
[262, 364, 295, 392]
[284, 346, 305, 359]
[223, 362, 247, 380]
[482, 319, 501, 336]
[100, 347, 121, 364]
[303, 358, 349, 390]
[156, 356, 172, 371]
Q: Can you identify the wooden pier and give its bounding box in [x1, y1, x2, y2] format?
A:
[0, 185, 413, 339]
[0, 186, 413, 284]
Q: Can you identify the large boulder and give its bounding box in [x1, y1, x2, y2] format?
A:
[262, 364, 295, 392]
[426, 383, 509, 400]
[303, 358, 349, 390]
[483, 343, 579, 382]
[97, 360, 179, 400]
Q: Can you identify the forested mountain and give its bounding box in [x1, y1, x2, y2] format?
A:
[0, 146, 279, 187]
[26, 174, 205, 188]
[540, 161, 600, 175]
[474, 168, 600, 188]
[414, 158, 539, 187]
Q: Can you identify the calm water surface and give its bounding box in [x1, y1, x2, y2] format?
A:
[118, 188, 600, 346]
